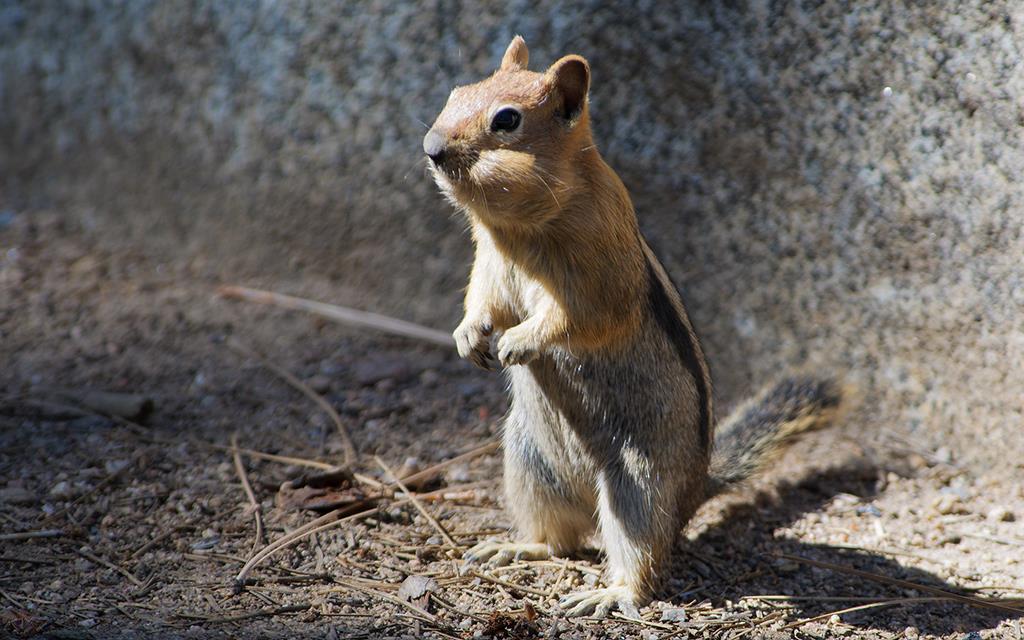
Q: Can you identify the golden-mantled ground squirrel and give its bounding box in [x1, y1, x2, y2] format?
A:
[424, 36, 843, 617]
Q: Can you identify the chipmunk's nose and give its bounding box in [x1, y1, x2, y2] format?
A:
[423, 129, 447, 165]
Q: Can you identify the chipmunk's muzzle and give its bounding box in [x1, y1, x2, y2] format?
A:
[423, 129, 447, 166]
[423, 128, 478, 182]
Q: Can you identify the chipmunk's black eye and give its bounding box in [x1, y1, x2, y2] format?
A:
[490, 107, 522, 132]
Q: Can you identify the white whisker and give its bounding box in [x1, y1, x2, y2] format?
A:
[535, 171, 561, 210]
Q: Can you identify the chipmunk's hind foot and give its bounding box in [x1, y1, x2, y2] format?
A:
[559, 585, 641, 618]
[463, 541, 550, 567]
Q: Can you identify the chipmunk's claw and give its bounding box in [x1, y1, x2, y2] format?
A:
[454, 318, 496, 370]
[560, 586, 641, 619]
[468, 347, 497, 370]
[496, 331, 539, 367]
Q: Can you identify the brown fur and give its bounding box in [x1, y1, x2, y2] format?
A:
[425, 36, 843, 617]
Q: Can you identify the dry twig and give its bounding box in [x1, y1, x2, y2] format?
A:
[227, 338, 357, 465]
[328, 582, 437, 623]
[783, 597, 946, 630]
[397, 440, 500, 489]
[76, 548, 144, 588]
[218, 285, 455, 347]
[0, 529, 64, 542]
[208, 443, 336, 471]
[375, 456, 458, 550]
[610, 612, 675, 631]
[44, 387, 154, 421]
[231, 433, 265, 558]
[774, 553, 1024, 616]
[233, 501, 383, 588]
[469, 571, 550, 597]
[130, 526, 190, 561]
[178, 602, 311, 623]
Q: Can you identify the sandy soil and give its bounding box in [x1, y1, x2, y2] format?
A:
[1, 211, 1022, 639]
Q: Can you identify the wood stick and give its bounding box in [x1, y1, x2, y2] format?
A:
[129, 527, 189, 561]
[45, 388, 154, 421]
[0, 529, 65, 542]
[547, 561, 569, 598]
[76, 548, 145, 588]
[233, 500, 390, 587]
[218, 285, 455, 348]
[179, 602, 311, 623]
[429, 593, 490, 623]
[610, 612, 675, 631]
[469, 570, 551, 597]
[398, 440, 500, 489]
[208, 443, 336, 471]
[782, 597, 941, 630]
[208, 439, 498, 490]
[0, 589, 28, 609]
[774, 553, 1024, 616]
[0, 555, 57, 565]
[375, 456, 458, 550]
[328, 582, 437, 623]
[227, 338, 357, 466]
[231, 433, 265, 559]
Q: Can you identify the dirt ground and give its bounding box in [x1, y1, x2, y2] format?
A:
[1, 210, 1022, 640]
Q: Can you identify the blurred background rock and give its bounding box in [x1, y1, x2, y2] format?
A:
[2, 1, 1021, 467]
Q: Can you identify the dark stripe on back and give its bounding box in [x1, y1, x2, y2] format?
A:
[644, 256, 712, 450]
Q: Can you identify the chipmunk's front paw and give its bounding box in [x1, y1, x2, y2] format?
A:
[560, 586, 642, 619]
[496, 328, 540, 367]
[453, 317, 496, 370]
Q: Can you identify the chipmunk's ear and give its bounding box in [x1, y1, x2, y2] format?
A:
[546, 55, 590, 121]
[500, 35, 529, 71]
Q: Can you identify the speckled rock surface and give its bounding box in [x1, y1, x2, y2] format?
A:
[2, 1, 1022, 468]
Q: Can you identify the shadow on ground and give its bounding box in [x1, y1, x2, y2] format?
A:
[661, 464, 1018, 636]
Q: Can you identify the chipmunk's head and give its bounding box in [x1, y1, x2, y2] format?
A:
[424, 36, 593, 228]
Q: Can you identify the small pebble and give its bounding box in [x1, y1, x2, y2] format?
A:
[776, 561, 799, 573]
[104, 459, 130, 475]
[857, 504, 882, 517]
[419, 369, 440, 386]
[933, 494, 965, 515]
[191, 535, 220, 551]
[660, 607, 687, 623]
[446, 463, 472, 484]
[829, 614, 841, 625]
[987, 507, 1015, 522]
[354, 355, 412, 385]
[49, 480, 73, 499]
[306, 374, 331, 394]
[904, 626, 919, 639]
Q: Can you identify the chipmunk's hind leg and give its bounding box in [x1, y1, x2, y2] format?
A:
[561, 462, 677, 618]
[465, 428, 593, 566]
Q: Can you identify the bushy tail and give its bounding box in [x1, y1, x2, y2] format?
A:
[706, 375, 844, 498]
